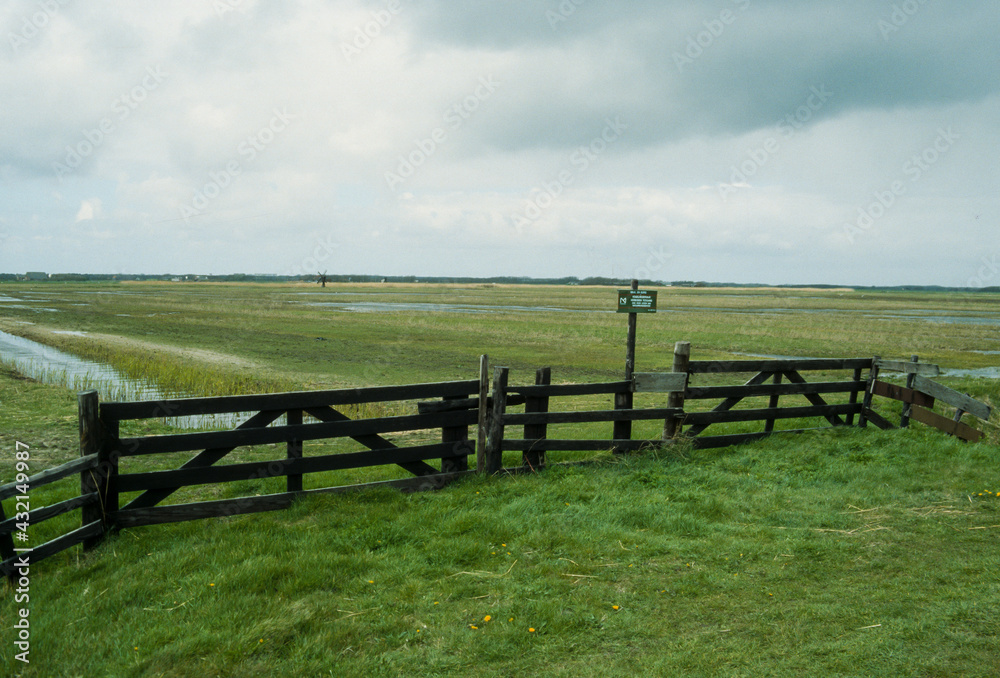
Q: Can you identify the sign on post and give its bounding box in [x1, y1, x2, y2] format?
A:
[617, 289, 657, 313]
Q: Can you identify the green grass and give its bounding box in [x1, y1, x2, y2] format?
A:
[3, 403, 999, 676]
[2, 282, 1000, 676]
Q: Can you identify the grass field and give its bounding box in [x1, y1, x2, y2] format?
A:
[1, 281, 999, 676]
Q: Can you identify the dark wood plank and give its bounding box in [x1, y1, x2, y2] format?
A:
[680, 403, 860, 426]
[503, 408, 682, 426]
[286, 409, 303, 493]
[509, 381, 633, 398]
[685, 380, 863, 400]
[304, 406, 438, 477]
[683, 370, 774, 437]
[687, 358, 871, 374]
[114, 470, 476, 528]
[871, 380, 935, 408]
[0, 493, 99, 536]
[101, 380, 481, 420]
[781, 371, 846, 426]
[120, 409, 285, 511]
[119, 410, 478, 456]
[912, 376, 991, 421]
[0, 454, 99, 501]
[909, 405, 983, 442]
[117, 442, 471, 493]
[0, 520, 104, 577]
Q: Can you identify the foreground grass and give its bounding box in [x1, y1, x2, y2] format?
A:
[3, 379, 999, 676]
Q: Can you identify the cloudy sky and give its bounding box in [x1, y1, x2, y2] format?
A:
[1, 1, 997, 286]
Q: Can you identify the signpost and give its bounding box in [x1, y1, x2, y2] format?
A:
[613, 280, 659, 447]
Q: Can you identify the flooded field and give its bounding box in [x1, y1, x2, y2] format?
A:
[1, 282, 998, 408]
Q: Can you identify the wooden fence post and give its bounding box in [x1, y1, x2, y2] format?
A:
[441, 395, 470, 473]
[858, 357, 880, 428]
[613, 280, 639, 451]
[483, 367, 509, 474]
[477, 355, 489, 473]
[523, 367, 551, 470]
[664, 341, 690, 439]
[900, 355, 918, 428]
[764, 372, 783, 433]
[287, 409, 303, 493]
[847, 367, 863, 426]
[79, 390, 114, 550]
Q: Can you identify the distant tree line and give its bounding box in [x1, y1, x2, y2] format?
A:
[1, 271, 997, 293]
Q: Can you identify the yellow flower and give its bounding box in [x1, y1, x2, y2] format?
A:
[612, 605, 620, 611]
[209, 583, 215, 587]
[368, 580, 374, 584]
[528, 627, 535, 633]
[258, 639, 263, 643]
[484, 615, 491, 622]
[470, 624, 478, 630]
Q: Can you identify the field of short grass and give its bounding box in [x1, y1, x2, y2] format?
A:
[1, 282, 999, 676]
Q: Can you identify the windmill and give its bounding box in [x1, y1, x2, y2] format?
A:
[316, 271, 329, 287]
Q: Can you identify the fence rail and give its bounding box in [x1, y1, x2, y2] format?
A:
[2, 346, 993, 580]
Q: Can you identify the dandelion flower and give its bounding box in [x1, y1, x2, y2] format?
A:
[368, 580, 374, 583]
[259, 639, 264, 644]
[509, 617, 514, 622]
[484, 615, 492, 622]
[612, 605, 620, 611]
[209, 583, 215, 587]
[470, 625, 478, 630]
[529, 627, 535, 633]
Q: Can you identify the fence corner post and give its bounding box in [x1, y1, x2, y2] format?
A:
[79, 390, 113, 550]
[483, 366, 508, 475]
[664, 341, 691, 439]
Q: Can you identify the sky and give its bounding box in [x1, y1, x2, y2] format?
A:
[1, 0, 998, 286]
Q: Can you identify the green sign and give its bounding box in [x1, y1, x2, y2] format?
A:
[617, 289, 657, 313]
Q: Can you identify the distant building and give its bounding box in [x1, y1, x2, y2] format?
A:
[24, 272, 47, 281]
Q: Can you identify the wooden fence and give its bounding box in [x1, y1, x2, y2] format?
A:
[1, 346, 992, 580]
